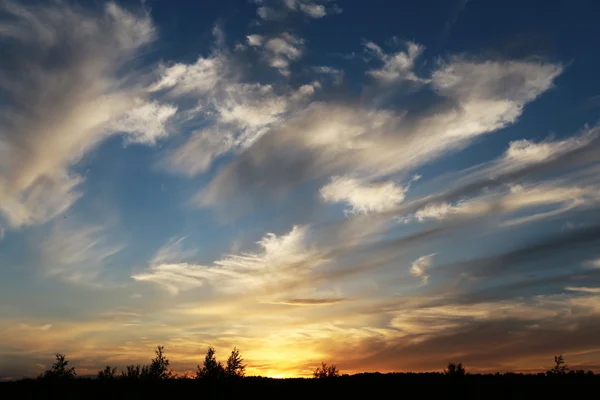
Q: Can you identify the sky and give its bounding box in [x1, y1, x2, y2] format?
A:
[1, 0, 600, 379]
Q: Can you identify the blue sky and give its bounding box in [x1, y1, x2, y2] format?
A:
[1, 0, 600, 378]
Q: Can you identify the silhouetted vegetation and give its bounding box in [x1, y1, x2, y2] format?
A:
[40, 354, 76, 380]
[225, 347, 246, 378]
[121, 364, 144, 380]
[3, 349, 598, 398]
[313, 362, 339, 378]
[97, 366, 117, 380]
[549, 354, 568, 375]
[444, 362, 466, 377]
[197, 346, 225, 379]
[146, 346, 172, 380]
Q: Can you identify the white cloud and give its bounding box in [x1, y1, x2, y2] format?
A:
[432, 58, 562, 104]
[255, 0, 338, 20]
[566, 286, 600, 294]
[150, 55, 225, 95]
[405, 180, 600, 227]
[412, 202, 464, 222]
[133, 226, 328, 295]
[40, 222, 123, 284]
[300, 3, 326, 18]
[147, 30, 319, 176]
[502, 129, 598, 168]
[366, 41, 425, 83]
[200, 55, 563, 209]
[247, 34, 264, 47]
[320, 176, 407, 215]
[248, 32, 304, 75]
[410, 254, 435, 285]
[109, 100, 178, 145]
[165, 81, 317, 175]
[0, 1, 173, 228]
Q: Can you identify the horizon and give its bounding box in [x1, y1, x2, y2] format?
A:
[1, 0, 600, 380]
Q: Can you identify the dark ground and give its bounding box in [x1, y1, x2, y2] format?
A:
[2, 373, 599, 399]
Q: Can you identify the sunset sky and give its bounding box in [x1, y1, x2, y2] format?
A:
[1, 0, 600, 379]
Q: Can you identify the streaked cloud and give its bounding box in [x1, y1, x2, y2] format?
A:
[198, 58, 562, 210]
[40, 221, 124, 285]
[133, 226, 328, 296]
[320, 176, 408, 215]
[0, 1, 174, 228]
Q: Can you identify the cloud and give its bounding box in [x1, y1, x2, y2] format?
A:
[405, 178, 600, 226]
[40, 221, 124, 285]
[149, 55, 226, 95]
[133, 226, 328, 295]
[165, 81, 317, 175]
[247, 32, 304, 76]
[320, 176, 408, 215]
[148, 31, 319, 176]
[275, 297, 347, 305]
[108, 100, 178, 145]
[255, 0, 339, 21]
[299, 3, 327, 18]
[365, 41, 425, 83]
[198, 57, 561, 211]
[314, 66, 344, 85]
[387, 125, 600, 226]
[0, 1, 174, 228]
[566, 286, 600, 294]
[410, 254, 435, 284]
[502, 130, 598, 168]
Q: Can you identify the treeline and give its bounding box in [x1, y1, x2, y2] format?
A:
[26, 346, 600, 381]
[41, 346, 246, 381]
[3, 350, 599, 399]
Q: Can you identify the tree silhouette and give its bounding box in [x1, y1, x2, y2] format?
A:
[313, 362, 339, 378]
[97, 365, 117, 380]
[197, 346, 225, 379]
[41, 354, 76, 380]
[549, 355, 568, 375]
[444, 362, 466, 377]
[121, 364, 143, 379]
[146, 346, 172, 380]
[225, 347, 246, 377]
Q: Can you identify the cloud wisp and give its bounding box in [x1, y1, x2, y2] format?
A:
[0, 1, 175, 228]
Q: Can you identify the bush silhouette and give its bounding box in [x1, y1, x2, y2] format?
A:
[97, 366, 117, 380]
[444, 362, 466, 377]
[225, 347, 246, 377]
[313, 362, 339, 378]
[40, 354, 76, 380]
[197, 346, 225, 379]
[121, 364, 144, 380]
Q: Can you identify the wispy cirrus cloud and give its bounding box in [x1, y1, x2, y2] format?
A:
[40, 221, 124, 285]
[197, 57, 562, 211]
[132, 226, 329, 297]
[0, 1, 175, 228]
